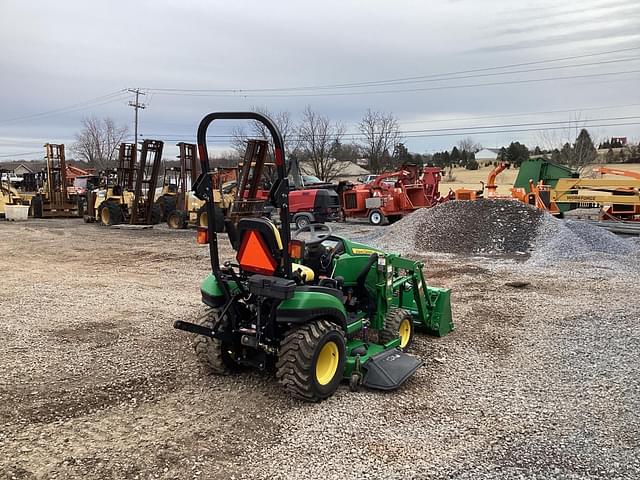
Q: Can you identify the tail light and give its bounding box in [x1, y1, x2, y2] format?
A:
[196, 226, 209, 245]
[289, 239, 305, 259]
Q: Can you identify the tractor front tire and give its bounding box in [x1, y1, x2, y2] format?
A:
[99, 201, 122, 226]
[167, 210, 188, 229]
[379, 308, 414, 350]
[276, 319, 346, 402]
[192, 314, 237, 375]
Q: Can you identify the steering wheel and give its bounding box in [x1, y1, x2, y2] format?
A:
[293, 223, 333, 246]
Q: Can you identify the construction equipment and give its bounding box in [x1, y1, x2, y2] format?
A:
[86, 140, 163, 225]
[287, 156, 341, 229]
[593, 166, 640, 180]
[173, 112, 453, 402]
[455, 162, 510, 200]
[166, 142, 214, 230]
[341, 164, 443, 225]
[0, 169, 25, 217]
[30, 144, 80, 218]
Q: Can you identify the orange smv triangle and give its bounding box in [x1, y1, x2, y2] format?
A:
[237, 230, 277, 275]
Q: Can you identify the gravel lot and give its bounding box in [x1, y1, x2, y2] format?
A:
[1, 217, 639, 479]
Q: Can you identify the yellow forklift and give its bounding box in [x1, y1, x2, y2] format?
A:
[86, 140, 163, 225]
[30, 144, 80, 218]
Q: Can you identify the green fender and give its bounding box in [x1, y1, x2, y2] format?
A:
[200, 274, 239, 308]
[277, 290, 348, 329]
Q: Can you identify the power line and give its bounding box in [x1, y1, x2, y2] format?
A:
[140, 114, 640, 141]
[142, 45, 640, 93]
[146, 69, 640, 98]
[0, 90, 128, 125]
[0, 150, 43, 159]
[398, 102, 640, 126]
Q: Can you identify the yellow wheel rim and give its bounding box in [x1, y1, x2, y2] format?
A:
[315, 341, 339, 385]
[399, 318, 411, 348]
[199, 211, 208, 227]
[100, 207, 110, 225]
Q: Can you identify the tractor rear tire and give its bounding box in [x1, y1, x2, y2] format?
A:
[156, 195, 177, 221]
[368, 209, 385, 226]
[99, 201, 122, 226]
[197, 205, 225, 233]
[192, 313, 237, 375]
[276, 319, 346, 402]
[150, 204, 162, 225]
[167, 210, 188, 229]
[30, 196, 43, 218]
[379, 308, 414, 350]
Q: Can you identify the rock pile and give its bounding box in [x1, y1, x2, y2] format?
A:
[375, 199, 640, 262]
[377, 199, 545, 255]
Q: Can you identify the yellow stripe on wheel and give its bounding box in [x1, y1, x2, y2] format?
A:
[315, 341, 339, 385]
[399, 318, 411, 348]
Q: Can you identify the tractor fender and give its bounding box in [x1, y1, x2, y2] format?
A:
[277, 289, 347, 330]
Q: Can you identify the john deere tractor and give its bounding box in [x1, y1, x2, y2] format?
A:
[174, 112, 453, 401]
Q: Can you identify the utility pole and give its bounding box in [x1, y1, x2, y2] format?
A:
[127, 88, 146, 150]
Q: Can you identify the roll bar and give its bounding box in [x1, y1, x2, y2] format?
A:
[196, 112, 292, 278]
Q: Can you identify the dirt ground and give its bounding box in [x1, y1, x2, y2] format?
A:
[1, 219, 638, 479]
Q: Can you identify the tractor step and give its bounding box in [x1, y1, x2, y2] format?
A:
[362, 348, 422, 391]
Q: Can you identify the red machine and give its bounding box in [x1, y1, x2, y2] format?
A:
[341, 164, 444, 225]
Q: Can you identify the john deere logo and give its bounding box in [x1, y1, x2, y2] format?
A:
[386, 354, 401, 362]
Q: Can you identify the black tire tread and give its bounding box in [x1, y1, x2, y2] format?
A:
[379, 308, 414, 350]
[192, 313, 230, 375]
[275, 319, 344, 402]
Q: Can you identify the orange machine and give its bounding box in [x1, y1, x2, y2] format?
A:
[341, 164, 443, 225]
[455, 162, 509, 200]
[593, 166, 640, 180]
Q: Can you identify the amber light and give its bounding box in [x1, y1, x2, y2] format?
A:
[196, 226, 208, 245]
[289, 240, 305, 259]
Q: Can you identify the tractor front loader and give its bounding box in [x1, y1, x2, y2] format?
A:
[173, 112, 453, 402]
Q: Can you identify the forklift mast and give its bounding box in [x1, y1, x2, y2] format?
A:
[176, 142, 199, 211]
[116, 143, 137, 191]
[43, 143, 70, 205]
[130, 140, 163, 225]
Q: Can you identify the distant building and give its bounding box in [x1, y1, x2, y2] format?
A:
[611, 137, 628, 146]
[475, 148, 501, 165]
[300, 160, 370, 183]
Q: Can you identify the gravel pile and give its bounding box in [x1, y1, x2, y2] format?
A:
[528, 216, 638, 264]
[377, 200, 545, 255]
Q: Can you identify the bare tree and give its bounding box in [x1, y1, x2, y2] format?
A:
[457, 137, 482, 153]
[358, 109, 402, 173]
[297, 106, 346, 182]
[73, 116, 129, 170]
[231, 106, 297, 157]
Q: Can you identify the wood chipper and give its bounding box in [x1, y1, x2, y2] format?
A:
[341, 164, 443, 225]
[173, 112, 453, 402]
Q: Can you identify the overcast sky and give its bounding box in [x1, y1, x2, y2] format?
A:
[1, 0, 639, 161]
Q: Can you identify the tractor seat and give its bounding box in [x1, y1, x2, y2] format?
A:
[235, 217, 315, 282]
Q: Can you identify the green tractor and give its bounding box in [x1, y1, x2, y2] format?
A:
[174, 112, 453, 401]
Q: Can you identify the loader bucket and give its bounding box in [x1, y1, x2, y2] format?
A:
[423, 287, 453, 337]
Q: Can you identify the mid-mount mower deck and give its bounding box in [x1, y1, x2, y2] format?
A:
[174, 112, 453, 402]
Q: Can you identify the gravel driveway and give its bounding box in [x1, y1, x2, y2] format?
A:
[0, 219, 638, 479]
